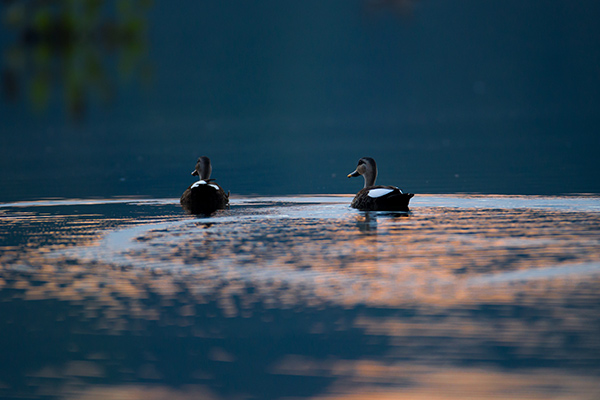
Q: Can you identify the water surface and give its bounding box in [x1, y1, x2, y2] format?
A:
[1, 195, 599, 399]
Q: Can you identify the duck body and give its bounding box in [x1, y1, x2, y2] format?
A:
[180, 179, 229, 215]
[348, 157, 414, 212]
[351, 185, 414, 211]
[180, 156, 229, 215]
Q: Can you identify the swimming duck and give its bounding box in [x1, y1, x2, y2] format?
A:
[347, 157, 414, 211]
[180, 156, 229, 215]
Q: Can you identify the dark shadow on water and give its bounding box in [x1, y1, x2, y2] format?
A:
[0, 288, 370, 400]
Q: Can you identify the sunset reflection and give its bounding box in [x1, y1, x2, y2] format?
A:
[0, 196, 599, 399]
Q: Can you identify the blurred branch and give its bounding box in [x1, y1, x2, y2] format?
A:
[1, 0, 153, 121]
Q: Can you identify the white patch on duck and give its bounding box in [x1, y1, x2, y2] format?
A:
[191, 180, 207, 189]
[191, 180, 220, 191]
[367, 188, 394, 198]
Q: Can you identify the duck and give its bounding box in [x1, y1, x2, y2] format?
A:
[347, 157, 414, 211]
[180, 156, 229, 215]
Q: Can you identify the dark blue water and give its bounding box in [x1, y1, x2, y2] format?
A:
[1, 195, 599, 399]
[1, 1, 599, 201]
[1, 1, 600, 398]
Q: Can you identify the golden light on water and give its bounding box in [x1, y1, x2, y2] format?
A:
[1, 196, 599, 399]
[2, 197, 600, 318]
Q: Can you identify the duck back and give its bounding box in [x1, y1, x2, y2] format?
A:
[180, 181, 229, 215]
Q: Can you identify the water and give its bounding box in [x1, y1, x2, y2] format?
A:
[2, 3, 599, 398]
[1, 195, 599, 399]
[2, 1, 600, 201]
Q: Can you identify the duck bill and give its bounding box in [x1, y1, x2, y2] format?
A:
[191, 170, 199, 176]
[347, 170, 360, 178]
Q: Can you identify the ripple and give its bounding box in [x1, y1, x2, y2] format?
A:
[39, 195, 600, 308]
[1, 195, 600, 399]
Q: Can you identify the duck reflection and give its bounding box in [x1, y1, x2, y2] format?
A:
[1, 0, 152, 120]
[356, 211, 378, 233]
[355, 210, 411, 234]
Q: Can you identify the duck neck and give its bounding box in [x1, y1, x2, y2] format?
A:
[199, 171, 211, 180]
[198, 158, 212, 180]
[363, 170, 376, 188]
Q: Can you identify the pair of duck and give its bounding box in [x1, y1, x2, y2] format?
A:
[180, 156, 414, 215]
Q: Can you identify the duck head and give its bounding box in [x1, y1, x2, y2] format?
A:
[348, 157, 377, 188]
[192, 156, 212, 180]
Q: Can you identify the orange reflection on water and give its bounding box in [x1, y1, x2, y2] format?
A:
[2, 199, 600, 312]
[1, 197, 600, 399]
[305, 366, 600, 400]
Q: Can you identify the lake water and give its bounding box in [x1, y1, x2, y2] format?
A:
[1, 194, 599, 399]
[2, 2, 600, 398]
